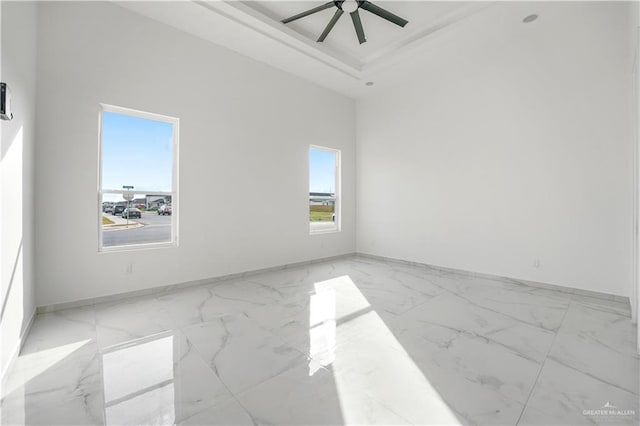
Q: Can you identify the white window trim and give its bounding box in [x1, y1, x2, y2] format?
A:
[309, 144, 341, 235]
[97, 104, 179, 252]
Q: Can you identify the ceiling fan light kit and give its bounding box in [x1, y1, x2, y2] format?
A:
[281, 0, 409, 45]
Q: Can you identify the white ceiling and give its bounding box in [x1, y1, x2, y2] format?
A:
[244, 1, 480, 64]
[114, 1, 546, 99]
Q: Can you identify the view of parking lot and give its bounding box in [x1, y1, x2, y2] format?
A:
[102, 202, 172, 247]
[102, 212, 171, 247]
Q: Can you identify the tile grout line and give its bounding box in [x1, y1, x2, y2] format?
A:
[174, 327, 251, 425]
[515, 299, 572, 425]
[176, 313, 309, 425]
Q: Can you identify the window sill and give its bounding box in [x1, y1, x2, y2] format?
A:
[309, 222, 339, 235]
[99, 241, 177, 253]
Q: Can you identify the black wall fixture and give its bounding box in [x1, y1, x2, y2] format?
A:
[1, 82, 13, 121]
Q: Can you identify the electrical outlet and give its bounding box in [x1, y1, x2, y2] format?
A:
[533, 258, 540, 268]
[126, 263, 133, 274]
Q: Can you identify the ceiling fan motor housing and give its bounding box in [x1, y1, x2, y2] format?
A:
[337, 1, 361, 13]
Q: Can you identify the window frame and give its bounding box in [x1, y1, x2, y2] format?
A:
[309, 144, 341, 235]
[97, 104, 179, 252]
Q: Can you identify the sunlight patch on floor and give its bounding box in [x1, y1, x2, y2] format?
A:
[2, 338, 92, 398]
[309, 275, 461, 424]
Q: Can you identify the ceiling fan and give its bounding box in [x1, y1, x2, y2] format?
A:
[281, 0, 408, 45]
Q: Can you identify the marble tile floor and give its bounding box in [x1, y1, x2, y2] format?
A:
[1, 256, 638, 425]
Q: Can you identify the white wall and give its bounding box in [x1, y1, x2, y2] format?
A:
[631, 0, 640, 344]
[0, 1, 37, 376]
[35, 2, 355, 307]
[357, 2, 635, 298]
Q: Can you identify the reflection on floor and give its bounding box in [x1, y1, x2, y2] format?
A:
[1, 256, 638, 425]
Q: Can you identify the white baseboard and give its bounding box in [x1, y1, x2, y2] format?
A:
[37, 251, 631, 313]
[37, 252, 357, 314]
[356, 252, 631, 305]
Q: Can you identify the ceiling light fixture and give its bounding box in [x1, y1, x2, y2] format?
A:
[523, 14, 538, 23]
[341, 0, 358, 14]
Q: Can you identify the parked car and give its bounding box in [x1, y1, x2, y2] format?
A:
[103, 205, 114, 214]
[158, 205, 172, 216]
[113, 205, 126, 216]
[122, 208, 141, 219]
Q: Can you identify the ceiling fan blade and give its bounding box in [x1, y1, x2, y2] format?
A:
[318, 9, 344, 42]
[360, 1, 408, 27]
[350, 10, 366, 44]
[282, 2, 336, 24]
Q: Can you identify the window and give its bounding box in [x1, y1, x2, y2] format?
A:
[309, 145, 340, 234]
[99, 105, 178, 250]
